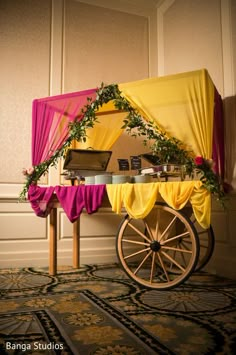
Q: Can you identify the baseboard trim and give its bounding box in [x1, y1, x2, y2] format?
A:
[0, 248, 118, 269]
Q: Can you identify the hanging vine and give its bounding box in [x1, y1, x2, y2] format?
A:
[20, 83, 225, 204]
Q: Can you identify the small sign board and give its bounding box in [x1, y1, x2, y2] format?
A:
[130, 156, 142, 170]
[117, 159, 130, 171]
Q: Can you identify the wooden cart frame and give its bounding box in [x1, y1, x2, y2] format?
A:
[24, 70, 223, 290]
[49, 192, 214, 290]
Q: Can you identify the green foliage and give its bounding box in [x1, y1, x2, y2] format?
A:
[19, 83, 225, 204]
[194, 158, 225, 205]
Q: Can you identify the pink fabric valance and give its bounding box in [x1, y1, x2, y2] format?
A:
[28, 181, 211, 228]
[28, 184, 106, 222]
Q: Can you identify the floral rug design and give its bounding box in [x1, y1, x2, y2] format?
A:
[0, 263, 236, 354]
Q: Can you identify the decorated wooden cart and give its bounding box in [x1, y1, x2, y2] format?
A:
[21, 69, 225, 290]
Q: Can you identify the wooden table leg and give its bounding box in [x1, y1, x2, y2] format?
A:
[73, 218, 80, 269]
[49, 207, 57, 275]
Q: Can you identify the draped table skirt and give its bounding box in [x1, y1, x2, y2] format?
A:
[28, 181, 211, 274]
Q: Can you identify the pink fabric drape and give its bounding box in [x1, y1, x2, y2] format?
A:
[213, 88, 225, 180]
[55, 185, 106, 222]
[28, 185, 55, 217]
[28, 184, 106, 222]
[32, 88, 97, 166]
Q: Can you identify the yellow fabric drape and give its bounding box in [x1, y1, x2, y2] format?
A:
[74, 101, 126, 150]
[119, 69, 215, 159]
[158, 181, 200, 210]
[123, 183, 159, 219]
[68, 70, 214, 226]
[72, 69, 215, 158]
[189, 184, 211, 229]
[106, 181, 211, 229]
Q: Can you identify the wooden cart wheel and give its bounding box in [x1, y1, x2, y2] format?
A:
[180, 207, 215, 272]
[190, 219, 215, 272]
[116, 202, 199, 290]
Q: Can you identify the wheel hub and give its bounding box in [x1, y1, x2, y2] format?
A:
[150, 240, 161, 252]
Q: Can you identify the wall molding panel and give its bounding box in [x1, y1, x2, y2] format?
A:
[50, 0, 64, 96]
[221, 0, 235, 97]
[157, 0, 175, 76]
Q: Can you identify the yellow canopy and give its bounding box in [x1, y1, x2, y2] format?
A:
[76, 69, 215, 161]
[74, 100, 126, 150]
[120, 69, 214, 159]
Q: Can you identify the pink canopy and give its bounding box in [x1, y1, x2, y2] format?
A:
[32, 88, 97, 166]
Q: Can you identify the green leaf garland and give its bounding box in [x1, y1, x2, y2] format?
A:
[19, 83, 225, 204]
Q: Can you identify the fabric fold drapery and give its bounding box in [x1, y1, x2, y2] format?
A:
[55, 185, 106, 222]
[120, 69, 215, 160]
[31, 70, 224, 181]
[32, 88, 98, 166]
[28, 184, 56, 217]
[28, 181, 210, 228]
[123, 182, 159, 219]
[74, 101, 126, 150]
[106, 181, 211, 229]
[189, 184, 211, 229]
[28, 184, 106, 223]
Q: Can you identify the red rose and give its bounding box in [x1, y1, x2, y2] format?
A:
[194, 156, 204, 166]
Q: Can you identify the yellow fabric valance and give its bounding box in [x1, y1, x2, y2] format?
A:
[106, 181, 211, 229]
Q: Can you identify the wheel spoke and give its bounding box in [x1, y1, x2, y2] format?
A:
[198, 243, 209, 249]
[124, 247, 150, 260]
[127, 221, 152, 243]
[153, 208, 162, 241]
[162, 245, 192, 254]
[182, 239, 193, 246]
[159, 216, 177, 242]
[197, 230, 208, 236]
[178, 244, 188, 267]
[116, 203, 199, 289]
[150, 252, 156, 282]
[122, 238, 150, 247]
[160, 250, 186, 272]
[162, 231, 190, 245]
[157, 253, 170, 281]
[179, 240, 192, 251]
[144, 221, 155, 241]
[188, 212, 215, 271]
[134, 250, 153, 275]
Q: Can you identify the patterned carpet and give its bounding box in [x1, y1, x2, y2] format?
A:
[0, 263, 236, 354]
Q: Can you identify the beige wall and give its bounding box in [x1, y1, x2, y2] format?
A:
[0, 0, 236, 278]
[163, 0, 223, 92]
[63, 1, 149, 90]
[0, 0, 51, 185]
[0, 0, 153, 268]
